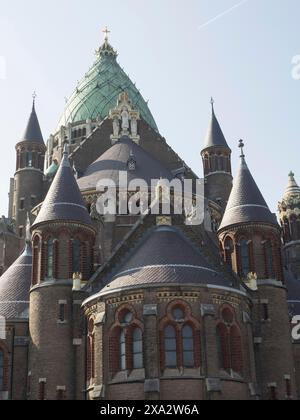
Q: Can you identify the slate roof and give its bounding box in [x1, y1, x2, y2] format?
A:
[77, 136, 173, 191]
[219, 157, 277, 230]
[99, 226, 234, 293]
[203, 105, 230, 150]
[0, 244, 32, 320]
[21, 102, 44, 145]
[33, 149, 92, 228]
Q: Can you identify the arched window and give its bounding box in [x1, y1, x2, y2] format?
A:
[87, 319, 95, 382]
[46, 239, 54, 279]
[290, 217, 297, 240]
[264, 240, 275, 278]
[164, 325, 177, 368]
[26, 151, 33, 167]
[216, 308, 243, 375]
[110, 310, 144, 375]
[72, 239, 81, 273]
[209, 155, 215, 172]
[182, 325, 194, 368]
[32, 236, 40, 285]
[133, 328, 143, 369]
[240, 239, 251, 277]
[0, 349, 4, 391]
[230, 325, 243, 374]
[224, 237, 234, 269]
[120, 330, 126, 371]
[216, 323, 230, 371]
[161, 303, 201, 370]
[217, 154, 224, 171]
[204, 155, 209, 173]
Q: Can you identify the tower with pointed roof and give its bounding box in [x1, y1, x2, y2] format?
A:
[201, 100, 232, 211]
[278, 172, 300, 279]
[28, 144, 95, 400]
[218, 141, 296, 400]
[12, 98, 46, 244]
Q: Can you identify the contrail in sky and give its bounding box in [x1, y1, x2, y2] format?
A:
[198, 0, 249, 29]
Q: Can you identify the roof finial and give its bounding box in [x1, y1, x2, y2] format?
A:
[102, 26, 111, 43]
[210, 97, 215, 113]
[32, 91, 37, 109]
[289, 171, 295, 180]
[239, 139, 245, 160]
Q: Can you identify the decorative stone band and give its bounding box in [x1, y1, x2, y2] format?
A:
[82, 281, 248, 306]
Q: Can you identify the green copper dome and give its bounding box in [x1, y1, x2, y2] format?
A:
[57, 38, 158, 132]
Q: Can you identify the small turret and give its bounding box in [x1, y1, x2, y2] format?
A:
[28, 143, 95, 400]
[218, 141, 296, 400]
[201, 99, 232, 211]
[278, 172, 300, 279]
[12, 96, 46, 245]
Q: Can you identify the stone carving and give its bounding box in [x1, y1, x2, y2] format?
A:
[113, 117, 120, 137]
[121, 107, 130, 132]
[109, 91, 140, 144]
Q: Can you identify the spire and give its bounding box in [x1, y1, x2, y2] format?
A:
[219, 140, 277, 231]
[21, 95, 44, 144]
[32, 144, 93, 229]
[203, 99, 230, 150]
[284, 171, 300, 198]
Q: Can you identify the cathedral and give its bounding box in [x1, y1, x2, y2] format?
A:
[0, 31, 300, 401]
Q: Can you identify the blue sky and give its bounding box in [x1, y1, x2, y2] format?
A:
[0, 0, 299, 216]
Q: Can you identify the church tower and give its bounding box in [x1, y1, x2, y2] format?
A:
[12, 97, 46, 242]
[218, 141, 296, 400]
[28, 144, 96, 400]
[278, 172, 300, 279]
[201, 100, 232, 211]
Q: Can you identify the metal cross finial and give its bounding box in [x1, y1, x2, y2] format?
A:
[239, 139, 245, 158]
[289, 171, 295, 179]
[102, 26, 111, 42]
[32, 91, 37, 107]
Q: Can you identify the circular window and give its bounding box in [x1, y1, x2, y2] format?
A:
[121, 311, 133, 324]
[172, 307, 185, 321]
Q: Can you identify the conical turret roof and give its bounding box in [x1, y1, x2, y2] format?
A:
[219, 142, 277, 230]
[57, 35, 158, 132]
[21, 100, 44, 145]
[203, 100, 230, 150]
[32, 145, 92, 228]
[0, 217, 32, 319]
